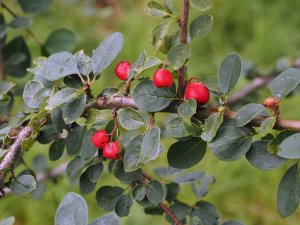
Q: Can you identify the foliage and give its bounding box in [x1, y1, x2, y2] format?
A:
[1, 0, 300, 225]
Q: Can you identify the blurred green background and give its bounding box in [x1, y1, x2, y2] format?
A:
[1, 0, 300, 224]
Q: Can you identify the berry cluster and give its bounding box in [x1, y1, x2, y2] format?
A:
[91, 130, 119, 160]
[114, 61, 210, 105]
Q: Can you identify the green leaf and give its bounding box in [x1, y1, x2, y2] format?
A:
[55, 192, 88, 225]
[37, 124, 58, 144]
[208, 120, 252, 161]
[190, 14, 213, 40]
[92, 32, 123, 76]
[9, 16, 32, 29]
[115, 195, 133, 217]
[44, 29, 76, 55]
[178, 99, 197, 118]
[81, 129, 98, 162]
[267, 130, 297, 154]
[62, 94, 86, 124]
[145, 180, 166, 204]
[165, 202, 191, 225]
[49, 140, 65, 161]
[144, 1, 171, 18]
[74, 50, 91, 76]
[66, 126, 86, 156]
[0, 13, 7, 40]
[10, 175, 36, 195]
[222, 221, 244, 225]
[164, 0, 173, 13]
[235, 103, 268, 127]
[190, 201, 219, 225]
[277, 163, 300, 217]
[3, 36, 31, 77]
[96, 186, 124, 211]
[23, 80, 44, 108]
[218, 53, 242, 94]
[154, 166, 184, 178]
[43, 52, 79, 81]
[150, 22, 171, 50]
[278, 133, 300, 159]
[201, 112, 224, 142]
[67, 156, 84, 178]
[167, 44, 191, 70]
[0, 217, 15, 225]
[80, 170, 97, 195]
[269, 68, 300, 100]
[113, 160, 143, 184]
[18, 0, 52, 13]
[167, 138, 206, 169]
[32, 155, 48, 172]
[137, 56, 162, 74]
[46, 88, 78, 110]
[128, 50, 146, 80]
[189, 0, 212, 11]
[118, 108, 145, 130]
[87, 163, 103, 183]
[173, 172, 204, 183]
[85, 109, 112, 126]
[165, 182, 180, 201]
[124, 135, 143, 172]
[140, 127, 161, 164]
[0, 81, 15, 95]
[132, 185, 146, 201]
[260, 117, 276, 137]
[246, 141, 287, 171]
[166, 117, 189, 139]
[89, 213, 120, 225]
[132, 79, 172, 112]
[191, 173, 215, 198]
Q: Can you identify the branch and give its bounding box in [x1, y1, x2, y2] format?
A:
[0, 126, 32, 181]
[228, 77, 269, 104]
[2, 94, 300, 185]
[159, 202, 184, 225]
[177, 0, 190, 97]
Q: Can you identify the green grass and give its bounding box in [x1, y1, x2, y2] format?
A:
[2, 0, 300, 224]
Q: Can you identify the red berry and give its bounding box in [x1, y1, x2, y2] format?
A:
[184, 82, 210, 105]
[103, 142, 119, 160]
[115, 61, 131, 81]
[91, 130, 109, 148]
[153, 69, 173, 88]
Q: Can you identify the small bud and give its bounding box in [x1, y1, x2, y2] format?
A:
[263, 97, 279, 108]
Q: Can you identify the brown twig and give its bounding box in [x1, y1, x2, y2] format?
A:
[159, 202, 184, 225]
[228, 77, 269, 104]
[177, 0, 190, 98]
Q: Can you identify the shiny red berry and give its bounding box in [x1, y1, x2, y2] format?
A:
[103, 142, 119, 160]
[91, 130, 109, 148]
[153, 69, 173, 88]
[114, 61, 131, 81]
[184, 82, 210, 105]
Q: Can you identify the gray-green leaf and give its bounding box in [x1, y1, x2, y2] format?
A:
[10, 175, 36, 195]
[145, 180, 166, 204]
[218, 53, 242, 94]
[201, 112, 224, 142]
[235, 103, 268, 127]
[167, 44, 191, 70]
[118, 108, 145, 130]
[190, 14, 213, 40]
[278, 133, 300, 159]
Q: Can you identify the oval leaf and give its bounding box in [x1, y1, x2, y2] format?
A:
[10, 175, 36, 195]
[88, 213, 120, 225]
[278, 133, 300, 159]
[115, 195, 133, 217]
[189, 0, 212, 11]
[167, 138, 206, 169]
[219, 53, 242, 94]
[167, 44, 191, 70]
[235, 103, 268, 127]
[23, 80, 44, 108]
[269, 68, 300, 100]
[96, 186, 124, 211]
[92, 32, 123, 76]
[190, 14, 213, 40]
[145, 180, 165, 204]
[118, 108, 145, 130]
[55, 192, 88, 225]
[132, 80, 172, 112]
[201, 112, 224, 142]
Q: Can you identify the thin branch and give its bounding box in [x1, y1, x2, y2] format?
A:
[177, 0, 190, 98]
[2, 95, 300, 185]
[159, 202, 184, 225]
[228, 77, 269, 104]
[0, 126, 32, 176]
